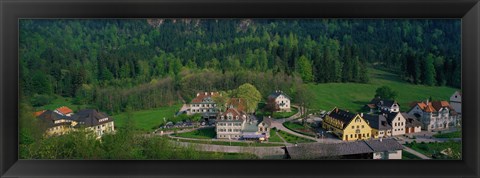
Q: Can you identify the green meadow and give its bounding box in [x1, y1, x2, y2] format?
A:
[112, 104, 182, 131]
[306, 68, 458, 112]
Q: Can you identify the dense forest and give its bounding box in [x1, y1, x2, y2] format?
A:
[19, 19, 461, 113]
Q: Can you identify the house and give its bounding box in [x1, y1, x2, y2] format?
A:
[362, 114, 392, 138]
[34, 110, 46, 117]
[71, 109, 115, 138]
[322, 108, 372, 141]
[186, 92, 219, 120]
[242, 116, 272, 141]
[54, 106, 74, 116]
[402, 112, 422, 134]
[37, 110, 76, 136]
[408, 100, 459, 131]
[216, 107, 247, 140]
[384, 112, 406, 136]
[449, 91, 462, 114]
[285, 138, 403, 159]
[365, 97, 400, 113]
[216, 106, 272, 140]
[267, 90, 291, 112]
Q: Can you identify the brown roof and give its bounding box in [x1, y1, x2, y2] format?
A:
[327, 107, 359, 129]
[55, 106, 73, 115]
[218, 108, 246, 121]
[191, 92, 219, 103]
[227, 98, 246, 112]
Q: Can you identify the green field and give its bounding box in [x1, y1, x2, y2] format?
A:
[268, 129, 285, 143]
[175, 127, 216, 139]
[277, 130, 316, 144]
[272, 107, 299, 119]
[402, 150, 421, 160]
[404, 141, 461, 159]
[283, 121, 317, 137]
[112, 104, 182, 131]
[306, 68, 458, 112]
[433, 131, 462, 138]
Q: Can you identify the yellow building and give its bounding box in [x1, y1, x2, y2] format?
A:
[322, 108, 372, 141]
[37, 110, 77, 136]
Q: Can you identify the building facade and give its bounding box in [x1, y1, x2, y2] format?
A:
[216, 107, 272, 140]
[363, 114, 392, 138]
[267, 90, 291, 112]
[385, 112, 406, 136]
[186, 92, 219, 119]
[365, 97, 400, 113]
[449, 91, 462, 114]
[71, 109, 115, 138]
[408, 100, 459, 131]
[322, 108, 372, 141]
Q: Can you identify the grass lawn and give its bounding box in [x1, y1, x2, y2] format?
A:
[272, 107, 299, 119]
[277, 130, 316, 144]
[404, 141, 461, 159]
[34, 95, 92, 111]
[268, 129, 285, 143]
[306, 68, 458, 112]
[433, 131, 462, 138]
[282, 121, 317, 137]
[402, 150, 422, 160]
[175, 127, 216, 139]
[112, 104, 182, 132]
[170, 137, 284, 147]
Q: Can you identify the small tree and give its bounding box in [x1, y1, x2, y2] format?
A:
[235, 83, 262, 113]
[375, 86, 397, 100]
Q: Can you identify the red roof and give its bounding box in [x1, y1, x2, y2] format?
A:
[55, 106, 73, 115]
[34, 110, 46, 117]
[218, 108, 246, 121]
[413, 101, 452, 113]
[191, 92, 219, 103]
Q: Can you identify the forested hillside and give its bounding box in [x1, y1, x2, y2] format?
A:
[19, 19, 461, 113]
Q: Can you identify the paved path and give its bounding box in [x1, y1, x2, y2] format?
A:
[402, 146, 431, 159]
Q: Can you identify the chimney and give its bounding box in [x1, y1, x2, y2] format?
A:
[196, 93, 200, 96]
[360, 113, 363, 117]
[205, 92, 207, 95]
[211, 92, 213, 95]
[426, 99, 429, 105]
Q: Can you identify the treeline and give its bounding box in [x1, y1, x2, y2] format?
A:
[19, 19, 460, 109]
[81, 69, 302, 113]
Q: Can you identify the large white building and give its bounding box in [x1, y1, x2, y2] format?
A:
[408, 100, 459, 131]
[216, 107, 272, 140]
[184, 92, 219, 120]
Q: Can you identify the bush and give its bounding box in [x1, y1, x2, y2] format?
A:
[30, 94, 55, 107]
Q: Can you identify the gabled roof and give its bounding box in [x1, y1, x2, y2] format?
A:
[364, 139, 404, 152]
[191, 92, 219, 103]
[327, 108, 359, 129]
[369, 97, 398, 108]
[55, 106, 73, 115]
[268, 90, 290, 100]
[363, 114, 392, 130]
[410, 100, 453, 113]
[37, 110, 72, 127]
[71, 109, 112, 127]
[401, 113, 422, 127]
[286, 138, 403, 159]
[218, 108, 246, 122]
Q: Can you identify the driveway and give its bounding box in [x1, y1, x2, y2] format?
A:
[402, 146, 431, 159]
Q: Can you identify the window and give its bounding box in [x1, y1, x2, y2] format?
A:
[352, 126, 354, 129]
[351, 135, 353, 138]
[357, 126, 359, 129]
[362, 125, 364, 128]
[367, 133, 369, 137]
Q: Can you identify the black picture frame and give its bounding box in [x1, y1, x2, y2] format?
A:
[1, 0, 479, 177]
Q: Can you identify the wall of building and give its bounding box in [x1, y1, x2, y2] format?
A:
[391, 114, 406, 136]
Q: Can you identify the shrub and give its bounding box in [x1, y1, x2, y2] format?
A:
[30, 94, 55, 107]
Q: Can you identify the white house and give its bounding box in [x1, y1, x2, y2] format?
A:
[384, 112, 406, 136]
[267, 90, 291, 112]
[365, 97, 400, 113]
[185, 92, 219, 120]
[408, 100, 459, 131]
[449, 91, 462, 114]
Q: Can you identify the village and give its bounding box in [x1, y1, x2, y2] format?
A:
[33, 89, 462, 160]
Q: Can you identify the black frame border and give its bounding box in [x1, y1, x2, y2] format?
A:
[1, 0, 479, 177]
